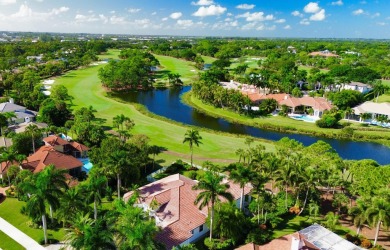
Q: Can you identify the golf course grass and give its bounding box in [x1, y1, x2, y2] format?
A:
[54, 53, 275, 166]
[0, 198, 65, 246]
[0, 230, 24, 250]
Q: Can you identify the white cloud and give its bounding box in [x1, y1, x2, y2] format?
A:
[310, 9, 325, 21]
[291, 10, 303, 17]
[225, 18, 232, 21]
[376, 22, 386, 26]
[275, 19, 285, 23]
[177, 19, 194, 28]
[193, 5, 226, 17]
[151, 12, 157, 15]
[134, 19, 151, 28]
[8, 4, 69, 19]
[0, 0, 16, 5]
[304, 2, 320, 13]
[110, 16, 127, 25]
[284, 25, 291, 29]
[170, 12, 182, 19]
[331, 0, 343, 6]
[128, 8, 141, 13]
[236, 4, 255, 10]
[236, 12, 274, 22]
[353, 9, 364, 15]
[162, 17, 168, 21]
[110, 11, 115, 14]
[372, 12, 380, 18]
[75, 14, 100, 23]
[300, 19, 310, 25]
[191, 0, 213, 6]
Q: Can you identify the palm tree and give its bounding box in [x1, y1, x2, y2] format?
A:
[298, 167, 320, 215]
[20, 165, 67, 245]
[57, 188, 87, 226]
[183, 129, 202, 167]
[65, 213, 116, 250]
[113, 199, 160, 249]
[324, 212, 340, 231]
[84, 173, 107, 220]
[3, 112, 16, 126]
[275, 163, 296, 210]
[148, 145, 162, 170]
[192, 171, 233, 240]
[229, 163, 253, 211]
[365, 197, 390, 246]
[349, 199, 368, 235]
[25, 124, 41, 153]
[308, 202, 320, 221]
[372, 80, 389, 102]
[107, 150, 129, 199]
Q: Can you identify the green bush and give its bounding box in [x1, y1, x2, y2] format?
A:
[204, 238, 234, 250]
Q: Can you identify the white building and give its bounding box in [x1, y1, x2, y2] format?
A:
[342, 82, 372, 94]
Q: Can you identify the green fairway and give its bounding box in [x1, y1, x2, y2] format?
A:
[153, 54, 198, 84]
[0, 230, 24, 250]
[0, 198, 65, 244]
[230, 56, 264, 70]
[201, 55, 217, 64]
[298, 65, 329, 74]
[54, 53, 274, 165]
[98, 49, 121, 60]
[376, 94, 390, 103]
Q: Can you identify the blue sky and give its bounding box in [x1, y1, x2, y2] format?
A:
[0, 0, 389, 38]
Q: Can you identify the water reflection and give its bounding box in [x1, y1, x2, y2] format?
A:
[118, 86, 390, 164]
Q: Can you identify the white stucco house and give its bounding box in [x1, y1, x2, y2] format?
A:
[353, 101, 390, 123]
[123, 174, 252, 249]
[342, 82, 372, 94]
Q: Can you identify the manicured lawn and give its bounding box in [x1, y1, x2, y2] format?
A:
[273, 215, 354, 239]
[98, 49, 121, 60]
[0, 198, 65, 244]
[298, 65, 329, 74]
[153, 54, 198, 84]
[54, 53, 274, 165]
[376, 93, 390, 103]
[382, 79, 390, 87]
[0, 230, 24, 250]
[230, 56, 264, 70]
[201, 55, 217, 64]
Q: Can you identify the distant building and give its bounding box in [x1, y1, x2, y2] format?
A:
[353, 101, 390, 122]
[309, 50, 338, 57]
[342, 82, 372, 94]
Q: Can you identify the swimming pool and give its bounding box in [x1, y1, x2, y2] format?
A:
[79, 158, 93, 173]
[290, 115, 319, 123]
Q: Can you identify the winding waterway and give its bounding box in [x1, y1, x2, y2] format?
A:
[122, 86, 390, 164]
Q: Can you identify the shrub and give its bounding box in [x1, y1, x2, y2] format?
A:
[204, 238, 234, 250]
[245, 227, 273, 245]
[360, 238, 372, 248]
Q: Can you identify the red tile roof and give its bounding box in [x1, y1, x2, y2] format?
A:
[237, 233, 318, 250]
[23, 145, 82, 173]
[69, 141, 90, 152]
[43, 135, 69, 146]
[124, 174, 251, 249]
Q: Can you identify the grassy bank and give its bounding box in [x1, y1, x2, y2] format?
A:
[0, 230, 24, 250]
[0, 198, 65, 245]
[184, 92, 390, 147]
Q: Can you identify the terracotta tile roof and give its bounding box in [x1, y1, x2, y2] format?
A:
[23, 145, 82, 173]
[124, 174, 251, 249]
[69, 141, 90, 152]
[309, 51, 338, 57]
[237, 233, 318, 250]
[279, 96, 333, 112]
[0, 161, 19, 174]
[43, 135, 69, 146]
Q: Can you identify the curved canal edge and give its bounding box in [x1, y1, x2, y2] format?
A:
[112, 87, 390, 164]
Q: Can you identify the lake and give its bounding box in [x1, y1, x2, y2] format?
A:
[121, 86, 390, 165]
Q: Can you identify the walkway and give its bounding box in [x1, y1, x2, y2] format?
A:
[0, 217, 45, 250]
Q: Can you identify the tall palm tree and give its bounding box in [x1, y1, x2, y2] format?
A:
[365, 197, 390, 246]
[192, 171, 233, 240]
[183, 129, 202, 167]
[84, 173, 107, 220]
[65, 213, 116, 250]
[229, 163, 253, 211]
[298, 167, 320, 215]
[57, 187, 87, 226]
[25, 124, 42, 153]
[107, 150, 129, 199]
[275, 163, 296, 210]
[113, 199, 160, 250]
[324, 212, 340, 231]
[20, 165, 67, 245]
[349, 199, 368, 235]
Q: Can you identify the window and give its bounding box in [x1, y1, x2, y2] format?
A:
[199, 225, 204, 232]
